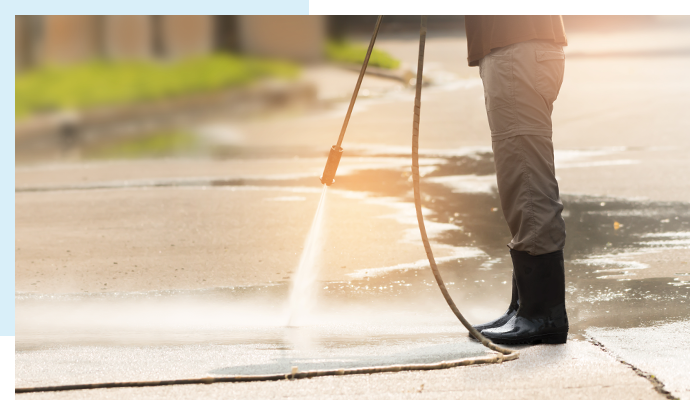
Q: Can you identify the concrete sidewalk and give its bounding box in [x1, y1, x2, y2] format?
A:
[16, 340, 662, 400]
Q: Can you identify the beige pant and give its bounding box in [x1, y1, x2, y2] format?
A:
[479, 40, 566, 255]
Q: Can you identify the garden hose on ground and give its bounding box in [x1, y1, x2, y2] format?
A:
[16, 15, 517, 395]
[410, 15, 518, 360]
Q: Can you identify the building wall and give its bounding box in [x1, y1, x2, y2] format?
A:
[159, 15, 214, 60]
[237, 16, 326, 62]
[16, 15, 329, 70]
[15, 16, 27, 72]
[104, 15, 153, 60]
[42, 15, 102, 64]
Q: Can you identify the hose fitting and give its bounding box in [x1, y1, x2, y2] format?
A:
[320, 145, 343, 186]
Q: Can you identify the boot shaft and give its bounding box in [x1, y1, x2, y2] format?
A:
[508, 271, 519, 311]
[510, 249, 566, 320]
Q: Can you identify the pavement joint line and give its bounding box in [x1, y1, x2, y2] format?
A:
[15, 176, 348, 193]
[15, 178, 328, 193]
[14, 352, 516, 394]
[585, 335, 680, 400]
[15, 178, 244, 193]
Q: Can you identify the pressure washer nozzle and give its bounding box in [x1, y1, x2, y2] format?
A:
[320, 145, 343, 186]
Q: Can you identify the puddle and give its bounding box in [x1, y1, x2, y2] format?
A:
[284, 150, 690, 335]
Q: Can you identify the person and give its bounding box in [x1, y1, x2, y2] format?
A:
[464, 16, 569, 345]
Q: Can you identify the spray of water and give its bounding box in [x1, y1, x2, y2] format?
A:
[286, 184, 329, 327]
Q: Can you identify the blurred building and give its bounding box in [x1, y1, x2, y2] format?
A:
[15, 15, 682, 73]
[237, 16, 326, 62]
[15, 15, 327, 73]
[104, 16, 156, 60]
[15, 15, 468, 73]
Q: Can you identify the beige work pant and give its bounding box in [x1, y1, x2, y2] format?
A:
[479, 40, 566, 255]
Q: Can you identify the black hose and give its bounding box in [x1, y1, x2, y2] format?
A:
[336, 15, 383, 148]
[410, 16, 518, 359]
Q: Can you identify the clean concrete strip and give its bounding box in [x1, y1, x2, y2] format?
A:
[15, 340, 664, 400]
[588, 320, 690, 400]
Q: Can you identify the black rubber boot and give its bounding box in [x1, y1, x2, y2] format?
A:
[468, 273, 518, 338]
[482, 249, 568, 345]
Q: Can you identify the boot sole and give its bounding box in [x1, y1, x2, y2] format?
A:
[485, 332, 567, 345]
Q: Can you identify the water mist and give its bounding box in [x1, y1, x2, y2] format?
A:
[286, 184, 329, 327]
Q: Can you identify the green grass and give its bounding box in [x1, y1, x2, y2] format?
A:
[84, 130, 200, 160]
[325, 40, 401, 70]
[15, 53, 300, 120]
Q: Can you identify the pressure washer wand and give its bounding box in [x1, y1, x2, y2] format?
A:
[320, 16, 383, 186]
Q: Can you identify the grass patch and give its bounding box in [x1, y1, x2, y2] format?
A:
[326, 40, 401, 70]
[15, 53, 300, 120]
[84, 130, 201, 160]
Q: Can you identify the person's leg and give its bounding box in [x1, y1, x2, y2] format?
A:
[478, 39, 566, 253]
[472, 134, 567, 341]
[492, 135, 565, 255]
[484, 134, 569, 344]
[473, 40, 567, 341]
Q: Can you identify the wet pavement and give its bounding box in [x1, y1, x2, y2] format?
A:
[15, 151, 690, 399]
[15, 26, 690, 399]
